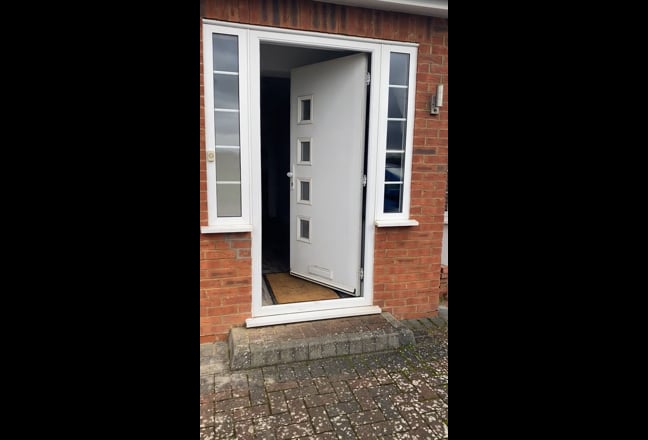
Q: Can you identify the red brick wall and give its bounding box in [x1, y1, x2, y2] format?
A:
[200, 0, 448, 340]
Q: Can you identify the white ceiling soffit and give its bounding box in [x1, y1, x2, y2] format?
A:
[315, 0, 448, 18]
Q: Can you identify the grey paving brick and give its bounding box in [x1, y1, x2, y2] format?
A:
[254, 431, 277, 440]
[325, 401, 361, 417]
[200, 426, 215, 440]
[215, 396, 251, 413]
[213, 413, 234, 437]
[275, 422, 314, 439]
[234, 420, 256, 440]
[284, 385, 318, 400]
[330, 380, 354, 402]
[329, 415, 356, 440]
[354, 424, 379, 439]
[307, 362, 327, 378]
[253, 413, 292, 431]
[287, 398, 309, 424]
[305, 433, 337, 440]
[307, 406, 333, 433]
[352, 388, 378, 411]
[373, 395, 401, 420]
[371, 418, 409, 436]
[347, 409, 385, 426]
[268, 391, 288, 414]
[232, 404, 271, 421]
[291, 363, 312, 380]
[312, 377, 334, 394]
[303, 393, 338, 408]
[266, 380, 299, 393]
[249, 386, 267, 406]
[200, 403, 214, 428]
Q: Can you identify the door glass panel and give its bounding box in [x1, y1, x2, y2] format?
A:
[215, 148, 241, 181]
[384, 184, 403, 213]
[216, 183, 242, 217]
[389, 53, 409, 86]
[388, 87, 408, 118]
[386, 121, 406, 150]
[214, 111, 240, 146]
[300, 180, 310, 202]
[299, 218, 310, 240]
[301, 99, 311, 121]
[299, 140, 311, 163]
[385, 153, 403, 182]
[212, 34, 239, 72]
[213, 74, 239, 109]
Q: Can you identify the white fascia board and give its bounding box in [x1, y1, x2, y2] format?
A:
[315, 0, 448, 18]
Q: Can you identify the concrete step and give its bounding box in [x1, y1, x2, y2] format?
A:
[228, 312, 415, 370]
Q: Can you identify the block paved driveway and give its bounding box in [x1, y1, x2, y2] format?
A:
[200, 317, 448, 439]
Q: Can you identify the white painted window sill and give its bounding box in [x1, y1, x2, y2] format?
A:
[375, 219, 419, 227]
[201, 224, 253, 234]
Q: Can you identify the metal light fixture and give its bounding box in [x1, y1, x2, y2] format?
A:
[430, 84, 444, 115]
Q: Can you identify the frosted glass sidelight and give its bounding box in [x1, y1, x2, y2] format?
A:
[214, 111, 240, 146]
[212, 34, 239, 72]
[215, 148, 241, 181]
[213, 74, 239, 109]
[389, 53, 409, 86]
[216, 183, 242, 217]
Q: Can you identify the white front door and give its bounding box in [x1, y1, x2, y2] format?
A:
[289, 53, 368, 296]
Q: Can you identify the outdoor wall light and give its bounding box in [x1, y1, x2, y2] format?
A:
[430, 84, 444, 115]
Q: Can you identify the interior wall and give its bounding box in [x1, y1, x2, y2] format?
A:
[260, 77, 291, 229]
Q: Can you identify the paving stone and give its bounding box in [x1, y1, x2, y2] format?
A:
[253, 413, 292, 431]
[329, 415, 356, 440]
[213, 413, 234, 437]
[215, 396, 251, 413]
[268, 391, 288, 414]
[325, 401, 361, 417]
[347, 409, 385, 426]
[275, 422, 314, 439]
[232, 404, 271, 421]
[234, 420, 256, 440]
[330, 380, 354, 402]
[200, 403, 215, 428]
[307, 405, 333, 433]
[287, 398, 309, 424]
[305, 433, 337, 440]
[353, 424, 380, 439]
[303, 393, 338, 408]
[284, 385, 318, 400]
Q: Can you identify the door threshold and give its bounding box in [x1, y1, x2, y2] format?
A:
[245, 306, 381, 328]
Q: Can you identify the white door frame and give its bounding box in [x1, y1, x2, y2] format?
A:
[248, 29, 382, 326]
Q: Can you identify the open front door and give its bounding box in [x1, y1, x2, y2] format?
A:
[288, 53, 368, 296]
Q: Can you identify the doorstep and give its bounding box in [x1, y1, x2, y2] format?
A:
[228, 312, 415, 370]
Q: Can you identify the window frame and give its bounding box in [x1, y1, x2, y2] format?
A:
[201, 24, 252, 233]
[374, 44, 419, 227]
